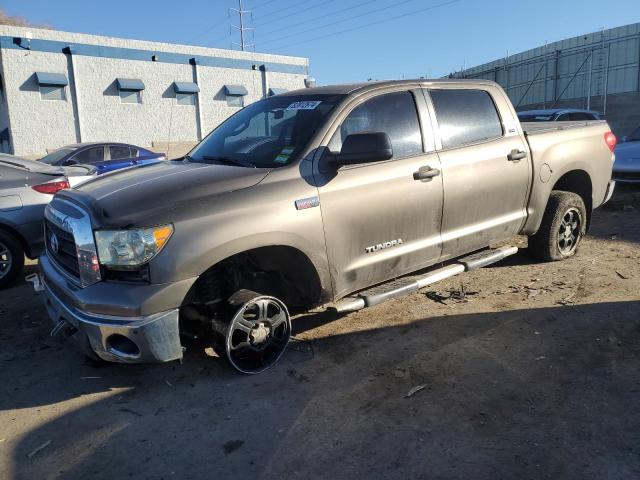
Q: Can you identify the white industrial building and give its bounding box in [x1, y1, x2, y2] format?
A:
[0, 25, 310, 157]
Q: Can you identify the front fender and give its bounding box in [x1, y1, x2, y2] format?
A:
[148, 168, 332, 300]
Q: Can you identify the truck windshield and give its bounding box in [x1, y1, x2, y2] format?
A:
[188, 94, 345, 168]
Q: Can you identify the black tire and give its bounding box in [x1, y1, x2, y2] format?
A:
[0, 230, 25, 289]
[213, 289, 291, 374]
[528, 191, 587, 262]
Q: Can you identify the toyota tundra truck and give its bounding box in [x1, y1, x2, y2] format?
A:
[33, 80, 617, 374]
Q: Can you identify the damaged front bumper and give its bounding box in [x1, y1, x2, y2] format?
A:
[34, 255, 191, 363]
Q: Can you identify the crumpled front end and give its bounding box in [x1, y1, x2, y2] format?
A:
[35, 197, 194, 363]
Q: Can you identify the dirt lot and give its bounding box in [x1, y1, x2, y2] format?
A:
[1, 186, 640, 480]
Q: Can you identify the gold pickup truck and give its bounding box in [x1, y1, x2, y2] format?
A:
[34, 79, 617, 373]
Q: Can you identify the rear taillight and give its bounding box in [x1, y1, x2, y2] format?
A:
[32, 179, 70, 195]
[604, 131, 617, 152]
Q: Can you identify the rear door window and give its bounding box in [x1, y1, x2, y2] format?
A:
[430, 89, 503, 149]
[110, 145, 133, 160]
[71, 146, 105, 164]
[329, 91, 423, 159]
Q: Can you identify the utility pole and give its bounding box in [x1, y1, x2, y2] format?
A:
[230, 0, 253, 51]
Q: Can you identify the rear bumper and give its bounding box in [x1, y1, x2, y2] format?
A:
[602, 180, 616, 204]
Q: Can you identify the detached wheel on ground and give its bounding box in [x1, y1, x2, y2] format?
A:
[213, 289, 291, 374]
[0, 230, 25, 289]
[528, 191, 587, 261]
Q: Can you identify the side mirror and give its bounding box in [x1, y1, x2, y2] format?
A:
[335, 132, 393, 167]
[63, 159, 78, 166]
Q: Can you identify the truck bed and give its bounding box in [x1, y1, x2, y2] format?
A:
[521, 120, 608, 136]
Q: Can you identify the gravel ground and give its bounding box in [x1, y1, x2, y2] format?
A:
[1, 186, 639, 480]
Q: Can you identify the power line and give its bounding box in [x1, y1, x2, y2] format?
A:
[256, 0, 340, 27]
[257, 0, 384, 41]
[252, 0, 333, 25]
[268, 0, 461, 51]
[260, 0, 422, 46]
[250, 0, 281, 10]
[185, 18, 232, 45]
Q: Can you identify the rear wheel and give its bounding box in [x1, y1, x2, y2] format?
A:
[0, 231, 25, 289]
[528, 191, 587, 261]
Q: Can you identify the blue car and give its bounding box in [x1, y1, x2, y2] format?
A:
[39, 142, 166, 174]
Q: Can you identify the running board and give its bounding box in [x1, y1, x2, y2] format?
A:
[331, 246, 518, 313]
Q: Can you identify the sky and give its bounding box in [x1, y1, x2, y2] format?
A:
[2, 0, 639, 84]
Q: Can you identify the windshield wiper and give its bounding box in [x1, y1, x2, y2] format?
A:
[200, 155, 256, 168]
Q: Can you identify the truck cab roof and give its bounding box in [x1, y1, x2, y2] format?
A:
[283, 78, 501, 97]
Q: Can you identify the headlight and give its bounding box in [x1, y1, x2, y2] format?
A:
[95, 225, 173, 269]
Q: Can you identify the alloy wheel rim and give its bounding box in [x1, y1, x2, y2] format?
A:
[0, 241, 12, 280]
[225, 296, 291, 374]
[558, 207, 582, 255]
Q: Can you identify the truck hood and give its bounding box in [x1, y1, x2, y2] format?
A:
[60, 160, 270, 227]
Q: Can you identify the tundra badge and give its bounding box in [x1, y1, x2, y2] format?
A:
[365, 238, 404, 253]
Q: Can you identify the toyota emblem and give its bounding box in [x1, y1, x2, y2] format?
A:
[49, 232, 59, 254]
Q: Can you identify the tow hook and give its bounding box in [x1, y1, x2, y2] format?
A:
[25, 273, 44, 292]
[50, 320, 78, 338]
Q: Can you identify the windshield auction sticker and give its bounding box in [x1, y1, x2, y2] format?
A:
[286, 101, 322, 110]
[274, 146, 295, 163]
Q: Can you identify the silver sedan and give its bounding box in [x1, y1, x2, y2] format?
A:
[613, 126, 640, 183]
[0, 155, 95, 288]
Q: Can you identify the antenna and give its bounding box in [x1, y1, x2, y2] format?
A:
[230, 0, 254, 51]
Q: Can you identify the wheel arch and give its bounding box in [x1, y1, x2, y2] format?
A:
[182, 243, 330, 312]
[550, 169, 593, 229]
[524, 166, 594, 235]
[0, 222, 29, 257]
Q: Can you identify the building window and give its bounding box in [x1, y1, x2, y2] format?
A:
[173, 82, 199, 106]
[176, 92, 196, 106]
[40, 85, 66, 101]
[120, 90, 142, 104]
[224, 85, 248, 108]
[35, 72, 69, 102]
[226, 95, 244, 108]
[115, 78, 145, 105]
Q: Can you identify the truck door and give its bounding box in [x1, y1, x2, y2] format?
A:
[316, 89, 444, 299]
[426, 87, 531, 260]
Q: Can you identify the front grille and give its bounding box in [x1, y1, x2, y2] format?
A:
[45, 219, 80, 279]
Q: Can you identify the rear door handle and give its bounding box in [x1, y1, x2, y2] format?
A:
[413, 166, 441, 181]
[508, 149, 527, 161]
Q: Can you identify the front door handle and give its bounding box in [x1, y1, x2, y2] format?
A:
[413, 166, 441, 182]
[508, 149, 527, 161]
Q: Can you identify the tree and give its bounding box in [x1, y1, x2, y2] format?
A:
[0, 9, 52, 29]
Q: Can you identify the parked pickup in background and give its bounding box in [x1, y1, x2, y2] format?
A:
[517, 108, 601, 122]
[39, 142, 166, 174]
[34, 79, 616, 374]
